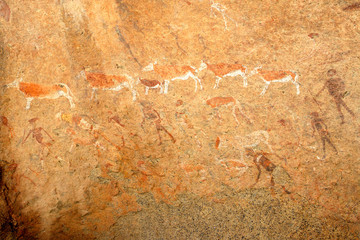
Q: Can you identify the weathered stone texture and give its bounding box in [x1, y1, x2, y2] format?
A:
[0, 0, 359, 239]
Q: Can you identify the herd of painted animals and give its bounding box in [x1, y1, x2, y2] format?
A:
[0, 0, 358, 205]
[1, 64, 356, 194]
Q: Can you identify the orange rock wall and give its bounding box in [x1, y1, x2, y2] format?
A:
[0, 0, 359, 239]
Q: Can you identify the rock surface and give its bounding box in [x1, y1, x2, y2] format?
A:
[0, 0, 359, 239]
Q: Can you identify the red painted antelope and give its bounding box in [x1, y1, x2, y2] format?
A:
[252, 69, 300, 95]
[137, 78, 163, 95]
[143, 61, 203, 94]
[198, 61, 261, 88]
[3, 78, 75, 109]
[206, 96, 252, 125]
[78, 70, 137, 101]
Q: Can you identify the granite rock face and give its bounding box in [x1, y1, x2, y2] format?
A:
[0, 0, 359, 239]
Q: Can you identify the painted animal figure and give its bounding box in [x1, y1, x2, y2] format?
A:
[216, 130, 273, 160]
[206, 96, 252, 125]
[138, 78, 163, 95]
[254, 69, 300, 95]
[198, 61, 260, 88]
[143, 62, 203, 94]
[78, 70, 137, 101]
[245, 148, 292, 194]
[4, 78, 75, 109]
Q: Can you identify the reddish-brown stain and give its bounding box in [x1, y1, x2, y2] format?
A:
[206, 96, 236, 108]
[278, 119, 286, 126]
[19, 82, 61, 97]
[1, 116, 14, 137]
[84, 71, 129, 88]
[343, 2, 360, 11]
[206, 63, 246, 76]
[181, 0, 192, 5]
[183, 164, 204, 173]
[308, 33, 319, 39]
[225, 160, 246, 169]
[258, 70, 296, 81]
[215, 136, 221, 149]
[0, 0, 10, 22]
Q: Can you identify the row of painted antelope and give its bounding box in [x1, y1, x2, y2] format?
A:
[2, 61, 300, 109]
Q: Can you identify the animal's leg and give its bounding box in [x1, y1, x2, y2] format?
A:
[26, 98, 33, 110]
[164, 80, 170, 94]
[260, 81, 270, 95]
[131, 89, 137, 101]
[194, 75, 198, 92]
[64, 93, 75, 108]
[295, 81, 300, 95]
[189, 72, 203, 91]
[262, 133, 273, 152]
[91, 89, 97, 100]
[214, 76, 222, 89]
[242, 74, 248, 87]
[145, 87, 149, 95]
[159, 84, 163, 94]
[232, 106, 240, 126]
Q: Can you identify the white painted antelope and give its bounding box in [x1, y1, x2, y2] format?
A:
[143, 61, 203, 94]
[253, 69, 300, 95]
[198, 61, 261, 88]
[206, 96, 252, 125]
[78, 70, 137, 101]
[3, 78, 75, 109]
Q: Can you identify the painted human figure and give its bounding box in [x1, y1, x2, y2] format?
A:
[108, 114, 126, 147]
[175, 100, 194, 131]
[245, 148, 291, 195]
[108, 112, 143, 149]
[310, 112, 337, 159]
[140, 101, 176, 145]
[23, 118, 54, 165]
[316, 69, 355, 124]
[0, 116, 14, 138]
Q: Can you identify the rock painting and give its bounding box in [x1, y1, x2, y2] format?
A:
[3, 78, 75, 109]
[0, 1, 359, 238]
